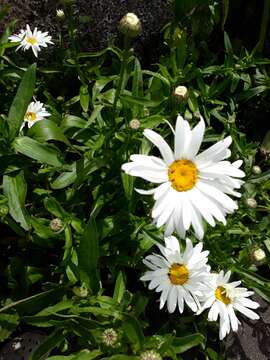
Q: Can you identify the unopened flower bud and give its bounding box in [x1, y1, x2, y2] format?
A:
[173, 86, 188, 102]
[102, 328, 118, 346]
[119, 13, 142, 38]
[261, 130, 270, 158]
[56, 9, 65, 19]
[252, 165, 262, 175]
[251, 247, 266, 265]
[50, 218, 63, 231]
[141, 350, 162, 360]
[72, 286, 89, 297]
[245, 198, 257, 209]
[129, 118, 140, 129]
[0, 205, 8, 217]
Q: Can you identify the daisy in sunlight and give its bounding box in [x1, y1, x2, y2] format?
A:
[198, 270, 260, 340]
[122, 115, 245, 239]
[21, 101, 50, 130]
[141, 236, 210, 313]
[9, 24, 53, 57]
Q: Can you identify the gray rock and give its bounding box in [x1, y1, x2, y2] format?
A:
[225, 295, 270, 360]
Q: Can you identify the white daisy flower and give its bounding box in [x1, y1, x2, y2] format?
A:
[22, 101, 50, 130]
[122, 115, 245, 239]
[9, 24, 53, 57]
[199, 270, 260, 340]
[140, 236, 211, 313]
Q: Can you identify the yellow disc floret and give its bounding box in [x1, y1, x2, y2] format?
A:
[168, 263, 189, 285]
[168, 160, 198, 191]
[215, 286, 231, 305]
[25, 112, 37, 121]
[26, 37, 37, 45]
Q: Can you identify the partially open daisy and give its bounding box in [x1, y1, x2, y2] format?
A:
[21, 101, 50, 130]
[9, 24, 53, 57]
[198, 270, 260, 340]
[141, 236, 210, 313]
[122, 115, 245, 239]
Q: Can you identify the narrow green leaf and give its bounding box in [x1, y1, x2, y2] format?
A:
[172, 333, 205, 354]
[44, 197, 69, 219]
[3, 170, 30, 230]
[120, 94, 162, 107]
[80, 85, 90, 112]
[13, 136, 63, 167]
[78, 217, 100, 294]
[113, 271, 126, 303]
[122, 313, 144, 352]
[7, 63, 36, 139]
[28, 120, 71, 146]
[29, 329, 64, 360]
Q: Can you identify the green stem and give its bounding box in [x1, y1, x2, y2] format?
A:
[113, 36, 131, 118]
[253, 0, 270, 55]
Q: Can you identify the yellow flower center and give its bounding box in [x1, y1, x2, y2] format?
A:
[26, 37, 37, 45]
[26, 112, 37, 122]
[168, 160, 198, 192]
[215, 286, 231, 305]
[168, 263, 189, 285]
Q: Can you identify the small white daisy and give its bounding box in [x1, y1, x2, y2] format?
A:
[141, 236, 211, 314]
[199, 270, 260, 340]
[22, 101, 50, 130]
[122, 115, 245, 239]
[9, 24, 53, 57]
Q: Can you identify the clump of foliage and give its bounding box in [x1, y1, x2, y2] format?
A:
[0, 1, 270, 359]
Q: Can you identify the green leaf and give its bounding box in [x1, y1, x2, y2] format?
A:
[29, 329, 64, 360]
[113, 271, 126, 303]
[121, 172, 134, 201]
[61, 115, 87, 130]
[172, 333, 205, 354]
[28, 120, 71, 146]
[78, 217, 100, 294]
[47, 350, 102, 360]
[13, 136, 63, 167]
[120, 94, 162, 107]
[80, 85, 90, 112]
[7, 63, 36, 139]
[44, 197, 70, 219]
[102, 356, 139, 360]
[0, 312, 19, 342]
[3, 170, 30, 230]
[121, 313, 144, 352]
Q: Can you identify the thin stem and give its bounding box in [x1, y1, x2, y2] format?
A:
[113, 36, 131, 118]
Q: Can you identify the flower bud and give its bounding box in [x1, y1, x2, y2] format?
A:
[173, 86, 188, 102]
[72, 286, 89, 297]
[245, 198, 257, 209]
[261, 130, 270, 158]
[140, 350, 162, 360]
[102, 328, 118, 346]
[251, 247, 266, 265]
[119, 13, 142, 38]
[56, 9, 65, 19]
[129, 118, 140, 129]
[252, 165, 262, 175]
[0, 205, 9, 217]
[50, 218, 63, 231]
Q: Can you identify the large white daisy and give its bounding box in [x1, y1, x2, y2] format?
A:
[9, 24, 53, 57]
[198, 270, 260, 340]
[140, 236, 211, 313]
[122, 115, 245, 239]
[21, 101, 50, 130]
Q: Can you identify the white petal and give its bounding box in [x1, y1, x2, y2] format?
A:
[144, 129, 174, 165]
[167, 286, 178, 313]
[174, 115, 191, 159]
[187, 117, 205, 159]
[234, 304, 260, 320]
[164, 236, 180, 252]
[227, 305, 239, 332]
